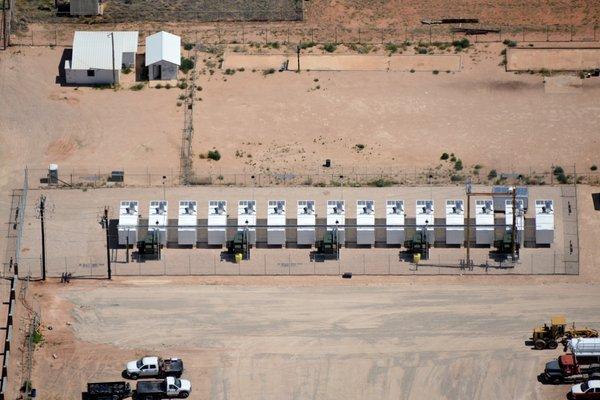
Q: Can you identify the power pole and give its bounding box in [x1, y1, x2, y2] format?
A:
[108, 32, 116, 88]
[465, 179, 472, 267]
[102, 207, 112, 279]
[38, 195, 47, 281]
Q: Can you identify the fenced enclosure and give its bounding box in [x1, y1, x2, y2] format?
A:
[9, 23, 600, 48]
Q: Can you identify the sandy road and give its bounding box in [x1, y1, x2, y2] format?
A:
[30, 279, 600, 400]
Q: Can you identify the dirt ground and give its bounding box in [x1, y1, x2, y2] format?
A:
[28, 279, 600, 400]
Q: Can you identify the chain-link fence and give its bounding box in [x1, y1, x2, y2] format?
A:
[9, 24, 600, 48]
[26, 165, 596, 189]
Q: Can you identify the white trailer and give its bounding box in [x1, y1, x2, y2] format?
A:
[475, 199, 494, 245]
[568, 338, 600, 358]
[505, 198, 525, 244]
[148, 200, 168, 246]
[416, 200, 435, 244]
[327, 200, 345, 245]
[238, 200, 257, 245]
[267, 200, 286, 246]
[386, 200, 405, 245]
[356, 200, 375, 246]
[208, 201, 227, 246]
[118, 200, 138, 245]
[535, 199, 554, 245]
[297, 200, 316, 246]
[445, 199, 464, 245]
[177, 200, 197, 246]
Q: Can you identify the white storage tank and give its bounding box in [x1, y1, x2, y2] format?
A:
[535, 199, 554, 245]
[327, 200, 345, 245]
[267, 200, 286, 246]
[416, 200, 435, 244]
[475, 199, 494, 245]
[356, 200, 375, 246]
[148, 200, 168, 246]
[297, 200, 316, 246]
[238, 200, 257, 245]
[386, 200, 405, 245]
[178, 200, 197, 246]
[118, 200, 138, 245]
[445, 199, 464, 245]
[208, 200, 227, 246]
[505, 199, 525, 244]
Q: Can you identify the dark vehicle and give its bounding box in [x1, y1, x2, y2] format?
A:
[87, 381, 132, 400]
[493, 231, 520, 255]
[315, 230, 340, 257]
[543, 355, 600, 384]
[226, 231, 250, 260]
[404, 231, 430, 260]
[135, 377, 191, 399]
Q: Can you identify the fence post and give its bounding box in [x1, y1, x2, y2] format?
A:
[264, 254, 266, 275]
[213, 254, 216, 275]
[288, 252, 291, 275]
[31, 30, 34, 46]
[363, 254, 366, 275]
[388, 254, 391, 275]
[188, 254, 191, 275]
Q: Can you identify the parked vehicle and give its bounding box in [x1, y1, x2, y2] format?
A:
[135, 377, 191, 399]
[543, 355, 600, 384]
[87, 381, 132, 400]
[531, 315, 598, 350]
[126, 357, 183, 379]
[570, 380, 600, 399]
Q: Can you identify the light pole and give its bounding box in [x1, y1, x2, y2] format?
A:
[107, 32, 116, 88]
[162, 175, 167, 200]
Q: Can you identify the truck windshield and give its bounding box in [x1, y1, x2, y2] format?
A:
[136, 359, 143, 368]
[174, 379, 181, 388]
[581, 382, 589, 392]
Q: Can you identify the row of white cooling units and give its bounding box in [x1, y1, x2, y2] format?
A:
[116, 198, 554, 247]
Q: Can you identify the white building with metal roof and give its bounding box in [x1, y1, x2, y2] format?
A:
[65, 31, 139, 85]
[145, 31, 181, 80]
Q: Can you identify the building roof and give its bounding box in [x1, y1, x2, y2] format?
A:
[71, 31, 139, 70]
[145, 31, 181, 66]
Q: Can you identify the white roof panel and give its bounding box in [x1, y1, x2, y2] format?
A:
[416, 200, 434, 228]
[178, 200, 197, 228]
[357, 200, 375, 228]
[445, 199, 464, 230]
[327, 200, 345, 229]
[118, 200, 138, 227]
[238, 200, 257, 228]
[145, 31, 181, 66]
[267, 200, 286, 226]
[475, 199, 494, 230]
[71, 31, 139, 70]
[297, 201, 315, 226]
[535, 200, 554, 230]
[148, 200, 168, 228]
[505, 199, 524, 231]
[208, 201, 227, 227]
[386, 200, 404, 230]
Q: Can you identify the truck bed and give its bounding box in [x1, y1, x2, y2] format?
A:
[88, 381, 131, 398]
[136, 380, 165, 395]
[161, 358, 183, 374]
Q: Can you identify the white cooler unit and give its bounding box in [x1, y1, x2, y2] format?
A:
[238, 200, 257, 245]
[416, 200, 435, 244]
[535, 199, 554, 245]
[505, 199, 525, 244]
[327, 200, 345, 245]
[267, 200, 286, 246]
[208, 200, 227, 246]
[386, 200, 405, 245]
[178, 200, 197, 245]
[297, 200, 316, 246]
[445, 199, 464, 245]
[148, 200, 168, 245]
[356, 200, 375, 246]
[475, 199, 494, 245]
[118, 200, 138, 245]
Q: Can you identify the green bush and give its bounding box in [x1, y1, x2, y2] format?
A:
[452, 38, 470, 50]
[177, 81, 188, 89]
[417, 46, 428, 54]
[122, 67, 132, 74]
[385, 42, 399, 54]
[299, 41, 316, 50]
[503, 39, 517, 47]
[367, 178, 397, 187]
[454, 159, 463, 171]
[450, 174, 464, 182]
[355, 143, 365, 151]
[224, 68, 236, 75]
[487, 169, 498, 180]
[155, 83, 163, 89]
[129, 83, 144, 91]
[32, 329, 43, 344]
[207, 150, 221, 161]
[553, 166, 564, 176]
[432, 70, 439, 75]
[322, 43, 337, 53]
[591, 165, 598, 171]
[165, 83, 172, 90]
[180, 57, 195, 73]
[440, 152, 449, 160]
[262, 68, 276, 75]
[183, 43, 194, 51]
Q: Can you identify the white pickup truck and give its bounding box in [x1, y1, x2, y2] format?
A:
[126, 357, 184, 379]
[135, 377, 191, 399]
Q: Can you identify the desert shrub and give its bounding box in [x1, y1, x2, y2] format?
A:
[155, 83, 163, 89]
[207, 150, 221, 161]
[129, 83, 144, 91]
[450, 174, 464, 182]
[368, 178, 397, 187]
[410, 69, 415, 73]
[487, 169, 498, 180]
[299, 41, 316, 49]
[591, 165, 598, 171]
[322, 43, 337, 53]
[122, 67, 132, 74]
[180, 57, 195, 73]
[454, 159, 463, 171]
[164, 83, 171, 89]
[452, 38, 470, 50]
[440, 152, 449, 160]
[267, 41, 280, 49]
[553, 166, 564, 176]
[183, 43, 194, 51]
[385, 42, 399, 54]
[503, 39, 517, 47]
[355, 144, 365, 151]
[262, 68, 276, 75]
[177, 81, 188, 89]
[224, 68, 236, 75]
[417, 46, 428, 54]
[432, 70, 439, 75]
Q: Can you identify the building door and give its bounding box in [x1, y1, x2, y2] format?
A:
[157, 65, 162, 80]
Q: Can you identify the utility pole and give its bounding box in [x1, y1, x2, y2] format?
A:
[465, 180, 472, 267]
[38, 195, 47, 281]
[102, 207, 112, 279]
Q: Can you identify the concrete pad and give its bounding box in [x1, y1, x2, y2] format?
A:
[389, 54, 462, 72]
[297, 55, 389, 71]
[222, 53, 289, 71]
[507, 48, 600, 71]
